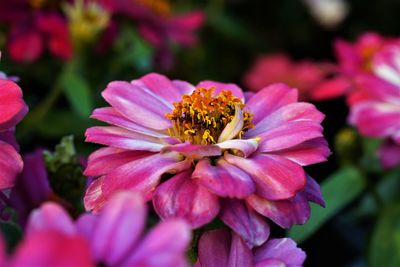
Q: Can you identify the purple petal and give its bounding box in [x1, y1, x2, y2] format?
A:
[161, 143, 221, 159]
[225, 153, 306, 200]
[102, 81, 172, 130]
[198, 229, 253, 267]
[91, 107, 169, 137]
[272, 137, 331, 166]
[378, 140, 400, 169]
[123, 219, 191, 267]
[246, 194, 310, 229]
[132, 73, 194, 103]
[85, 126, 166, 152]
[217, 139, 259, 158]
[0, 140, 23, 189]
[90, 192, 146, 266]
[101, 153, 191, 202]
[84, 147, 154, 176]
[220, 199, 270, 247]
[303, 175, 325, 207]
[254, 238, 306, 267]
[153, 170, 220, 228]
[76, 214, 96, 241]
[248, 102, 325, 137]
[196, 81, 245, 101]
[26, 203, 76, 236]
[256, 121, 324, 152]
[193, 159, 255, 198]
[245, 83, 298, 124]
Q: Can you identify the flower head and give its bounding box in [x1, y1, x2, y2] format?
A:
[85, 73, 329, 246]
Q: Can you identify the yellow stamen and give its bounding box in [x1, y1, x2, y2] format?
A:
[166, 87, 253, 145]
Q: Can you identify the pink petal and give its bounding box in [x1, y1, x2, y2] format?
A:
[132, 73, 194, 103]
[161, 143, 221, 160]
[0, 141, 23, 189]
[196, 81, 245, 101]
[220, 199, 270, 248]
[217, 139, 259, 158]
[8, 26, 43, 63]
[254, 238, 306, 266]
[172, 80, 196, 95]
[153, 170, 220, 228]
[102, 81, 172, 130]
[311, 76, 351, 100]
[122, 220, 191, 267]
[244, 83, 298, 124]
[10, 231, 93, 267]
[90, 192, 146, 265]
[84, 147, 154, 176]
[85, 126, 166, 152]
[225, 153, 306, 200]
[91, 107, 169, 137]
[378, 140, 400, 169]
[76, 214, 96, 241]
[246, 193, 310, 229]
[123, 219, 191, 267]
[256, 121, 324, 152]
[0, 79, 28, 131]
[349, 102, 400, 139]
[84, 177, 107, 212]
[26, 203, 76, 236]
[192, 159, 255, 198]
[198, 229, 253, 267]
[272, 137, 331, 166]
[102, 153, 191, 202]
[355, 74, 400, 102]
[247, 102, 324, 137]
[218, 106, 245, 142]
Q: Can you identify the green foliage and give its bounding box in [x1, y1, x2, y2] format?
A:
[288, 167, 366, 243]
[369, 204, 400, 267]
[0, 220, 22, 252]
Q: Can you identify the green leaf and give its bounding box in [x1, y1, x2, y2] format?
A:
[288, 167, 366, 243]
[369, 204, 400, 267]
[44, 135, 77, 173]
[0, 220, 22, 252]
[60, 71, 93, 117]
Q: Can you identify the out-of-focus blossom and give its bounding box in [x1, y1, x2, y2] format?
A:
[316, 32, 400, 101]
[95, 0, 204, 67]
[303, 0, 349, 29]
[1, 191, 191, 267]
[84, 73, 329, 247]
[349, 44, 400, 168]
[0, 0, 72, 63]
[378, 140, 400, 169]
[0, 79, 28, 190]
[197, 229, 306, 267]
[64, 0, 110, 47]
[243, 53, 349, 101]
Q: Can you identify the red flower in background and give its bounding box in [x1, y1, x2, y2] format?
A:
[243, 53, 349, 101]
[0, 0, 72, 63]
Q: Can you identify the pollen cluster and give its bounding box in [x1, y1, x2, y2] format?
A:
[166, 88, 253, 145]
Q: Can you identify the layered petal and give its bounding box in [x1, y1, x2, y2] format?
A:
[196, 81, 245, 101]
[216, 139, 259, 158]
[193, 159, 255, 198]
[0, 79, 28, 131]
[225, 153, 306, 200]
[0, 141, 23, 189]
[220, 199, 270, 248]
[153, 170, 220, 228]
[161, 143, 221, 160]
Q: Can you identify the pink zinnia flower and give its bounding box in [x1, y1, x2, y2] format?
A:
[349, 44, 400, 168]
[317, 32, 400, 101]
[0, 0, 72, 63]
[0, 79, 28, 190]
[243, 53, 349, 101]
[85, 73, 329, 247]
[197, 229, 306, 267]
[1, 191, 191, 267]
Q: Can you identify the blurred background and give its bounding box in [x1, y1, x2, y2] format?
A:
[1, 0, 400, 266]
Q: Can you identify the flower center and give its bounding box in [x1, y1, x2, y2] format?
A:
[135, 0, 171, 16]
[166, 88, 253, 145]
[29, 0, 60, 9]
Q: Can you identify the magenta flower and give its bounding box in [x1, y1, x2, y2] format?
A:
[349, 44, 400, 168]
[243, 53, 349, 101]
[1, 191, 191, 267]
[84, 73, 329, 246]
[197, 229, 306, 267]
[317, 32, 400, 101]
[0, 0, 72, 63]
[0, 79, 28, 190]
